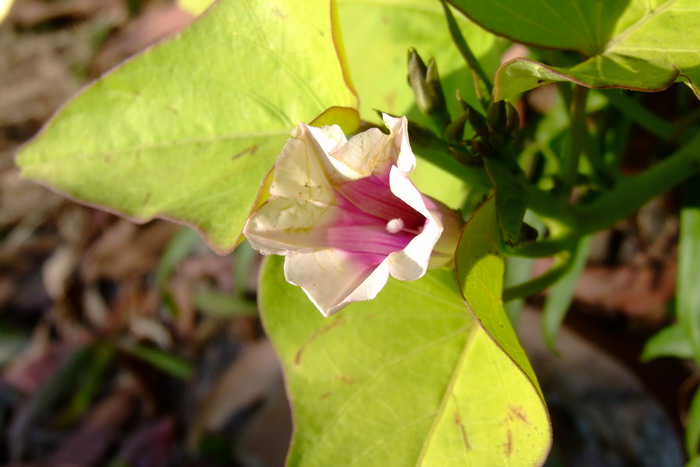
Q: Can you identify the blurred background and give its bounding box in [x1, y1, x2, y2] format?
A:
[0, 0, 694, 465]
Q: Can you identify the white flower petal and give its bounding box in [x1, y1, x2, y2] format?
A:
[243, 198, 335, 255]
[382, 114, 416, 174]
[388, 220, 442, 281]
[327, 127, 387, 179]
[270, 124, 337, 204]
[386, 166, 444, 280]
[284, 249, 390, 316]
[305, 124, 347, 154]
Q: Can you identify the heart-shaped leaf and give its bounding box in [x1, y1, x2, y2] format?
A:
[17, 0, 358, 252]
[455, 198, 544, 404]
[448, 0, 700, 100]
[260, 204, 550, 465]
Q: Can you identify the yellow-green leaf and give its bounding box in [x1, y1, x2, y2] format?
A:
[17, 0, 358, 252]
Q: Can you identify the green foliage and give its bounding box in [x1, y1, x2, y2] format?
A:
[260, 252, 549, 465]
[16, 0, 357, 252]
[455, 198, 542, 393]
[338, 0, 499, 123]
[448, 0, 700, 100]
[678, 179, 700, 363]
[689, 388, 700, 459]
[642, 324, 693, 360]
[542, 236, 592, 351]
[14, 0, 700, 462]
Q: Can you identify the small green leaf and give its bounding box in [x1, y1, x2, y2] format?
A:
[58, 343, 115, 423]
[641, 324, 693, 361]
[17, 0, 358, 252]
[194, 287, 258, 317]
[483, 157, 528, 246]
[541, 236, 592, 351]
[448, 0, 700, 100]
[261, 251, 550, 464]
[688, 387, 700, 458]
[156, 227, 201, 289]
[679, 177, 700, 363]
[503, 256, 533, 323]
[120, 344, 192, 379]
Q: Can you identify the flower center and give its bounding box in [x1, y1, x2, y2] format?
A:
[386, 218, 404, 234]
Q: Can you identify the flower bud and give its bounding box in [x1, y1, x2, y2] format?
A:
[407, 49, 450, 129]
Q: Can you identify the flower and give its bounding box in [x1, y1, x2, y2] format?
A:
[243, 114, 462, 316]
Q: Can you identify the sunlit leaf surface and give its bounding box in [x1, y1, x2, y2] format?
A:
[261, 200, 550, 465]
[447, 0, 700, 100]
[17, 0, 358, 252]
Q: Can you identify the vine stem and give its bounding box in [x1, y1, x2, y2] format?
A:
[440, 1, 492, 105]
[575, 131, 700, 233]
[560, 86, 588, 199]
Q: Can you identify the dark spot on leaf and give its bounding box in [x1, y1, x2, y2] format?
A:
[504, 428, 513, 456]
[454, 410, 471, 450]
[508, 404, 530, 425]
[320, 391, 332, 400]
[536, 79, 545, 84]
[142, 192, 151, 207]
[336, 375, 355, 384]
[295, 318, 345, 366]
[231, 145, 259, 161]
[272, 7, 287, 19]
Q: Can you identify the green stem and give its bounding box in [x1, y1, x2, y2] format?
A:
[408, 124, 492, 191]
[524, 183, 578, 230]
[575, 132, 700, 233]
[503, 252, 573, 301]
[441, 1, 492, 104]
[605, 90, 675, 142]
[504, 234, 574, 258]
[560, 86, 588, 198]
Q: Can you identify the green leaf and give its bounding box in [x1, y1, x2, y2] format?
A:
[447, 0, 633, 56]
[261, 254, 550, 464]
[503, 256, 533, 323]
[17, 0, 358, 253]
[641, 324, 693, 361]
[58, 343, 115, 423]
[456, 198, 542, 390]
[447, 0, 700, 100]
[120, 344, 193, 379]
[679, 176, 700, 362]
[541, 236, 592, 351]
[156, 227, 201, 289]
[338, 0, 500, 123]
[483, 157, 528, 246]
[688, 386, 700, 458]
[194, 287, 258, 317]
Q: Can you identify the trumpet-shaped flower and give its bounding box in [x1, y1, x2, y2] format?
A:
[243, 114, 462, 316]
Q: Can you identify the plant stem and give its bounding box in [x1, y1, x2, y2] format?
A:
[560, 85, 588, 198]
[575, 132, 700, 233]
[441, 1, 492, 104]
[504, 234, 575, 258]
[503, 252, 572, 301]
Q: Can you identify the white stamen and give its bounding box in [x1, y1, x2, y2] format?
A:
[386, 218, 404, 234]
